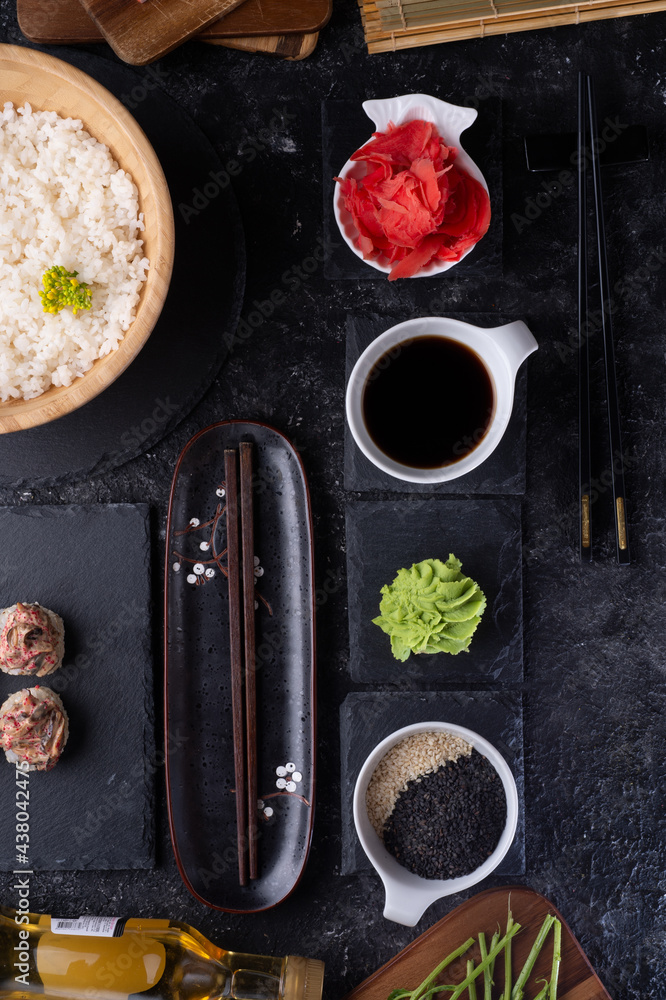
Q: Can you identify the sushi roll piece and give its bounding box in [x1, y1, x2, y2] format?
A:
[0, 602, 64, 676]
[0, 687, 69, 771]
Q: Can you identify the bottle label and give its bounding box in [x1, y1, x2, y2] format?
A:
[37, 930, 166, 997]
[50, 916, 125, 937]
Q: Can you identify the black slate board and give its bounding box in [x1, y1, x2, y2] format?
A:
[0, 504, 154, 870]
[340, 691, 524, 876]
[344, 313, 528, 494]
[322, 98, 502, 282]
[0, 48, 245, 489]
[346, 497, 523, 685]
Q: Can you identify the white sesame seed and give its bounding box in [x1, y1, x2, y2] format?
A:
[365, 731, 473, 839]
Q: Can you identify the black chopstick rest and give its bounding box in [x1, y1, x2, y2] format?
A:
[525, 123, 649, 172]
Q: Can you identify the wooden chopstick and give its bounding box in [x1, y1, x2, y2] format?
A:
[239, 441, 259, 880]
[577, 72, 592, 562]
[586, 76, 631, 565]
[224, 448, 248, 886]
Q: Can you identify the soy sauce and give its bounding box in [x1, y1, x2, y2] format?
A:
[362, 336, 494, 469]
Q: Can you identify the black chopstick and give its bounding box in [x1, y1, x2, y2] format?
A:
[586, 76, 630, 565]
[224, 448, 248, 886]
[239, 441, 258, 880]
[577, 72, 592, 562]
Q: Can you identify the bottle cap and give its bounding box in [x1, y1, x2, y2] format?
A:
[283, 956, 325, 1000]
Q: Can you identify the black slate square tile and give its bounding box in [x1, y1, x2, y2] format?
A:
[346, 497, 523, 685]
[344, 313, 527, 495]
[339, 690, 525, 876]
[0, 504, 154, 870]
[322, 98, 503, 281]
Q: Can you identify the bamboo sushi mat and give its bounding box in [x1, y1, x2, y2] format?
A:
[359, 0, 666, 51]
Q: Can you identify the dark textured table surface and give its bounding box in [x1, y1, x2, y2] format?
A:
[0, 4, 665, 998]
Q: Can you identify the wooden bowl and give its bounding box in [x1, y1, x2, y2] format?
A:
[0, 45, 174, 433]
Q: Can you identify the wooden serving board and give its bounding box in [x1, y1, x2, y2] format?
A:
[345, 887, 613, 1000]
[17, 0, 332, 46]
[211, 32, 320, 59]
[75, 0, 248, 64]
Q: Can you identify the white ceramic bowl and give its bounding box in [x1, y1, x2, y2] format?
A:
[333, 93, 489, 278]
[346, 315, 538, 484]
[354, 721, 519, 926]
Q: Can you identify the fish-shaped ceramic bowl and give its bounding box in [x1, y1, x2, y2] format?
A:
[333, 93, 489, 278]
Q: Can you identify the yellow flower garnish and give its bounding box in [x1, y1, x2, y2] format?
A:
[39, 266, 92, 315]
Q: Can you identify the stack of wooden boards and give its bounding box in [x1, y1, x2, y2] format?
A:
[358, 0, 666, 52]
[17, 0, 332, 63]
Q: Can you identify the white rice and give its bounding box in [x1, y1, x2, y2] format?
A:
[0, 102, 150, 401]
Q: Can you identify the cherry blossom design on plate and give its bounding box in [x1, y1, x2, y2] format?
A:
[171, 481, 271, 612]
[257, 762, 309, 821]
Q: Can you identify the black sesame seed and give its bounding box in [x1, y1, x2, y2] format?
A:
[382, 749, 507, 880]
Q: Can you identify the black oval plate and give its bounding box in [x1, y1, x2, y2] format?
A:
[164, 420, 316, 911]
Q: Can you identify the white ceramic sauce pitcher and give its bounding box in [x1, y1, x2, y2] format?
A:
[345, 316, 538, 484]
[353, 722, 519, 926]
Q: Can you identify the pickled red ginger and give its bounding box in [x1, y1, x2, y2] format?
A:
[336, 119, 491, 280]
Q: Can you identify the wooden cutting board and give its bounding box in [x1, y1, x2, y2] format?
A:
[75, 0, 249, 64]
[345, 887, 613, 1000]
[212, 33, 320, 59]
[17, 0, 332, 46]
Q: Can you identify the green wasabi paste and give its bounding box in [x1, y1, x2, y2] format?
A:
[372, 555, 486, 662]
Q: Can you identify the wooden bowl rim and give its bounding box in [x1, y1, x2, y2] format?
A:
[0, 44, 175, 434]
